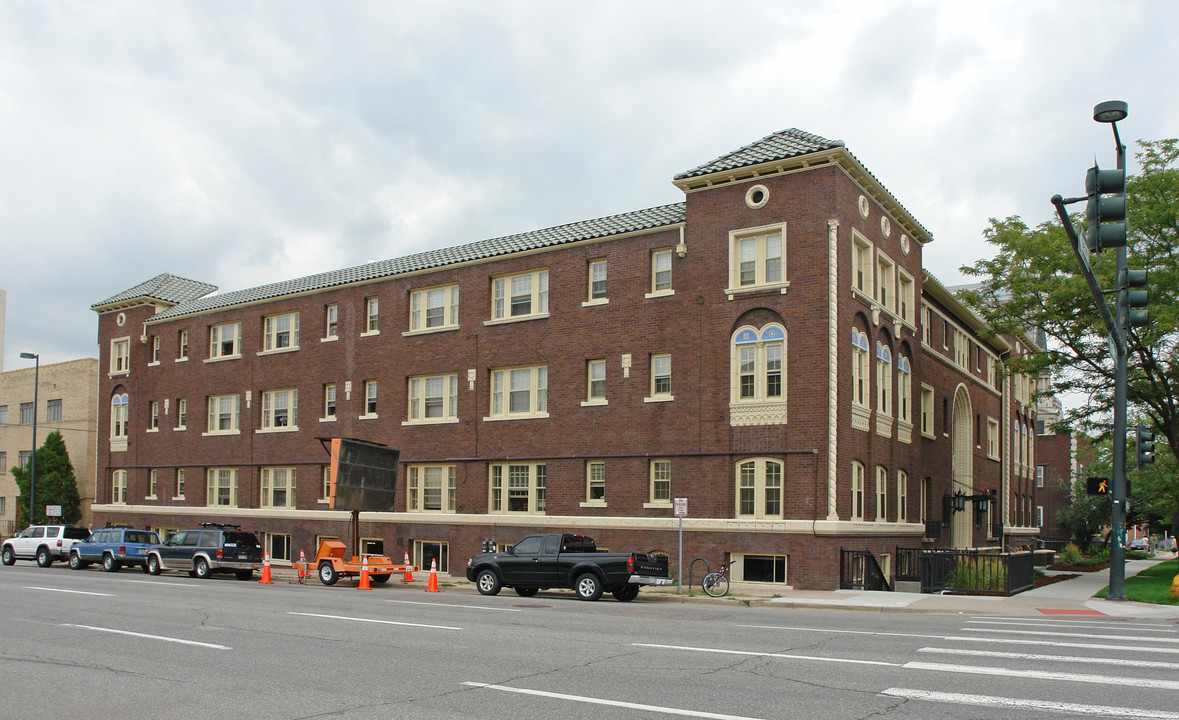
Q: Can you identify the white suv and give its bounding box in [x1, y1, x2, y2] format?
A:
[2, 525, 92, 567]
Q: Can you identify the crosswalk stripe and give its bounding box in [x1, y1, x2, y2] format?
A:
[880, 687, 1179, 719]
[968, 619, 1177, 632]
[970, 616, 1171, 630]
[903, 661, 1179, 690]
[964, 627, 1179, 643]
[919, 646, 1179, 670]
[948, 635, 1179, 655]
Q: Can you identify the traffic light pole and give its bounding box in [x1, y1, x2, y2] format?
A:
[1050, 102, 1129, 601]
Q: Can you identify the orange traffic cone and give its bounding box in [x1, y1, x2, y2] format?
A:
[259, 553, 274, 584]
[426, 559, 439, 592]
[358, 555, 371, 590]
[401, 552, 415, 582]
[297, 550, 306, 579]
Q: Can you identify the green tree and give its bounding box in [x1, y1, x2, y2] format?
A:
[10, 431, 82, 527]
[960, 139, 1179, 540]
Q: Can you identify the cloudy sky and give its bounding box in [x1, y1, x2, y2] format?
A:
[1, 1, 1175, 371]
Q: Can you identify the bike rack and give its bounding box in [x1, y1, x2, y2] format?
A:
[688, 557, 711, 591]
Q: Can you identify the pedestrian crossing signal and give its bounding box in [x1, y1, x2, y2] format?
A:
[1086, 476, 1109, 495]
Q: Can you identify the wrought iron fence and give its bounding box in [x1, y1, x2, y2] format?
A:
[839, 548, 891, 591]
[919, 549, 1034, 595]
[894, 547, 923, 583]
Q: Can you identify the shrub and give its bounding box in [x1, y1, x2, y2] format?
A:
[1058, 543, 1084, 565]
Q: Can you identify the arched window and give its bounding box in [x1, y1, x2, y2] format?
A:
[851, 461, 865, 521]
[111, 394, 129, 439]
[851, 329, 870, 408]
[736, 458, 783, 518]
[730, 324, 786, 426]
[896, 356, 912, 424]
[876, 343, 892, 417]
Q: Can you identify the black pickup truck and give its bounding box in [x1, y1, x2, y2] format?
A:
[465, 533, 672, 601]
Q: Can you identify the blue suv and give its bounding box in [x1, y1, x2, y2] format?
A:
[69, 526, 161, 572]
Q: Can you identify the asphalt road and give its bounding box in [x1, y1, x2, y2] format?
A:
[3, 562, 1178, 719]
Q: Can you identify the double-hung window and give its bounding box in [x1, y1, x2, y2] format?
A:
[876, 252, 895, 313]
[491, 270, 548, 321]
[364, 297, 379, 334]
[362, 380, 378, 417]
[149, 401, 160, 431]
[646, 353, 672, 402]
[150, 335, 161, 364]
[209, 322, 241, 359]
[407, 374, 458, 423]
[489, 463, 546, 514]
[111, 338, 130, 374]
[409, 285, 459, 332]
[263, 312, 299, 351]
[876, 465, 888, 521]
[20, 402, 33, 424]
[851, 329, 870, 408]
[851, 462, 865, 520]
[324, 304, 338, 340]
[896, 356, 912, 425]
[920, 385, 935, 438]
[112, 470, 127, 504]
[876, 343, 892, 418]
[261, 467, 296, 508]
[649, 459, 671, 505]
[897, 470, 908, 522]
[110, 393, 129, 448]
[852, 232, 873, 297]
[206, 468, 238, 507]
[587, 259, 607, 303]
[728, 224, 785, 292]
[323, 384, 337, 420]
[898, 271, 914, 325]
[178, 330, 189, 360]
[488, 365, 547, 419]
[585, 359, 606, 405]
[176, 398, 187, 429]
[649, 249, 672, 295]
[736, 458, 783, 518]
[47, 399, 62, 423]
[260, 388, 297, 430]
[206, 394, 239, 434]
[585, 461, 605, 503]
[407, 465, 456, 512]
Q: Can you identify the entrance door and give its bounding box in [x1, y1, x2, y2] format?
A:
[950, 386, 973, 549]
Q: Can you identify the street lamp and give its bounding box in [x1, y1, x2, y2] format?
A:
[19, 352, 38, 525]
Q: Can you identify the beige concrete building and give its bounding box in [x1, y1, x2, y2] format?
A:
[0, 358, 98, 535]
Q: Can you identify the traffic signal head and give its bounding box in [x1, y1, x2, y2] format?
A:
[1127, 269, 1149, 328]
[1136, 426, 1155, 470]
[1085, 164, 1127, 253]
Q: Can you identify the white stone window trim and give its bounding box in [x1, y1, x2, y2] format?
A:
[726, 222, 787, 296]
[581, 298, 609, 308]
[484, 312, 551, 327]
[644, 289, 676, 299]
[403, 325, 461, 337]
[580, 399, 608, 407]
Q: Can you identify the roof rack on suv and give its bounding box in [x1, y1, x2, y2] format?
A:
[198, 522, 241, 529]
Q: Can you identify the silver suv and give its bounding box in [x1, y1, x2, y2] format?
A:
[2, 524, 92, 567]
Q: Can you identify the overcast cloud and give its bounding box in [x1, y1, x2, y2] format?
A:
[1, 1, 1175, 370]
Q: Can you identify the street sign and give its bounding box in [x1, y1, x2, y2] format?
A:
[674, 497, 688, 517]
[45, 505, 62, 517]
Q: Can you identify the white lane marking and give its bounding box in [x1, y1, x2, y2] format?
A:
[964, 627, 1179, 643]
[968, 619, 1178, 632]
[463, 682, 765, 720]
[62, 623, 229, 650]
[125, 580, 200, 588]
[26, 586, 112, 597]
[903, 661, 1179, 690]
[971, 616, 1170, 629]
[919, 646, 1179, 670]
[385, 599, 522, 612]
[881, 687, 1179, 719]
[948, 635, 1179, 655]
[736, 624, 943, 640]
[632, 643, 899, 667]
[288, 611, 460, 631]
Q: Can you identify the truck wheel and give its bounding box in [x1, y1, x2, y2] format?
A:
[194, 557, 211, 579]
[2, 546, 15, 566]
[612, 586, 640, 602]
[103, 554, 121, 572]
[319, 561, 339, 586]
[69, 551, 86, 570]
[235, 570, 253, 581]
[370, 574, 391, 584]
[475, 569, 501, 596]
[514, 587, 539, 597]
[36, 546, 53, 567]
[575, 573, 603, 601]
[147, 555, 162, 575]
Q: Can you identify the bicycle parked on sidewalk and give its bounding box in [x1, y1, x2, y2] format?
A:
[701, 560, 734, 597]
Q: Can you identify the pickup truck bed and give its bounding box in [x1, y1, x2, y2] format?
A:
[466, 533, 671, 601]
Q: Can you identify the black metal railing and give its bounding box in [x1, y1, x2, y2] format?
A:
[895, 547, 923, 583]
[919, 549, 1034, 595]
[839, 548, 891, 591]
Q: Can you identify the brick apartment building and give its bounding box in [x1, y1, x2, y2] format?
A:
[0, 358, 99, 534]
[89, 128, 1039, 589]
